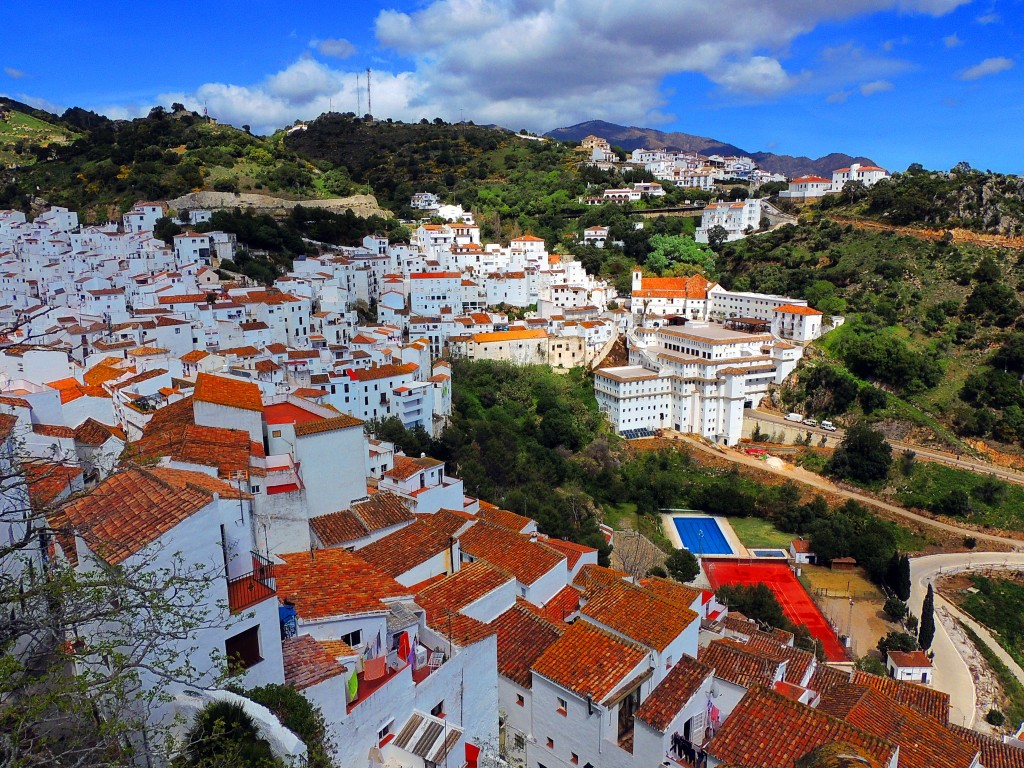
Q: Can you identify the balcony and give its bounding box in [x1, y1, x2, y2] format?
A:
[227, 551, 277, 613]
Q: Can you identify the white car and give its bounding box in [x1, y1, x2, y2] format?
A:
[821, 420, 837, 432]
[803, 418, 818, 428]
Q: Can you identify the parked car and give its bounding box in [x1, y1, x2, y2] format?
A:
[785, 412, 804, 422]
[821, 420, 837, 431]
[803, 418, 818, 427]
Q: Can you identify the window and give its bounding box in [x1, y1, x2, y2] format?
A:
[546, 738, 554, 750]
[516, 694, 525, 707]
[431, 700, 445, 717]
[556, 697, 567, 716]
[271, 430, 282, 438]
[224, 625, 262, 671]
[513, 734, 526, 751]
[378, 720, 394, 746]
[341, 629, 362, 647]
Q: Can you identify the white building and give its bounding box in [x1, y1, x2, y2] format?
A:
[831, 163, 889, 190]
[779, 176, 832, 200]
[695, 199, 764, 244]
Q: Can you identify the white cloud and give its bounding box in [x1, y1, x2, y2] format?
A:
[958, 56, 1014, 80]
[312, 38, 357, 59]
[827, 90, 852, 103]
[94, 0, 973, 133]
[976, 12, 1000, 23]
[859, 79, 894, 95]
[943, 33, 962, 47]
[3, 66, 25, 79]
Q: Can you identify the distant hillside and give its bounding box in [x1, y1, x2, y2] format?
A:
[544, 120, 875, 178]
[0, 97, 79, 168]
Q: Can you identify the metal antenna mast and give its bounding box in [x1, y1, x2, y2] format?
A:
[366, 68, 372, 115]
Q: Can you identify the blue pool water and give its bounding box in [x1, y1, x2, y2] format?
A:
[751, 548, 789, 558]
[672, 516, 734, 556]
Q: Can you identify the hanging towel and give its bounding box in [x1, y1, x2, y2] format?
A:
[398, 631, 412, 661]
[365, 655, 387, 681]
[346, 672, 359, 703]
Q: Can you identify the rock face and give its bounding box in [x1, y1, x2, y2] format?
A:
[165, 191, 391, 219]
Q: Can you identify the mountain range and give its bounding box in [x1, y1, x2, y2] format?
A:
[543, 120, 876, 179]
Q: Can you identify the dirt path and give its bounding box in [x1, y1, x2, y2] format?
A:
[669, 432, 1024, 550]
[829, 215, 1024, 251]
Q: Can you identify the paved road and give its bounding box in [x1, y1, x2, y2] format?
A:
[748, 409, 1024, 488]
[910, 552, 1024, 728]
[674, 433, 1023, 549]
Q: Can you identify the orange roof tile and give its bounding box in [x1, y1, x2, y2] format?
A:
[635, 656, 714, 731]
[180, 349, 210, 363]
[698, 639, 781, 688]
[532, 620, 647, 701]
[471, 329, 547, 343]
[384, 454, 444, 481]
[474, 505, 533, 533]
[25, 461, 82, 509]
[573, 563, 629, 598]
[850, 670, 950, 723]
[310, 492, 413, 547]
[357, 519, 453, 578]
[276, 548, 411, 619]
[538, 585, 582, 624]
[417, 561, 512, 615]
[350, 363, 417, 382]
[581, 579, 698, 651]
[775, 303, 822, 316]
[193, 372, 263, 412]
[948, 723, 1024, 768]
[490, 603, 563, 688]
[634, 274, 713, 300]
[282, 634, 349, 690]
[637, 576, 701, 609]
[293, 414, 363, 436]
[706, 686, 896, 768]
[459, 522, 565, 586]
[73, 418, 125, 447]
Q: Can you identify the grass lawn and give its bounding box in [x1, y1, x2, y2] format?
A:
[603, 501, 637, 530]
[726, 516, 793, 549]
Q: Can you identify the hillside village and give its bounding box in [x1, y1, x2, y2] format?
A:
[3, 120, 1024, 768]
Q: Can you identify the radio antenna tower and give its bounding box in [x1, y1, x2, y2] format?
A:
[356, 74, 361, 116]
[366, 68, 372, 115]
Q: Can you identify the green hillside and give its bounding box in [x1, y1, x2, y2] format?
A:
[0, 98, 79, 167]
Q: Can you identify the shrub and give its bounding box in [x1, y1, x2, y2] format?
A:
[964, 536, 977, 549]
[877, 631, 917, 656]
[883, 597, 908, 622]
[181, 700, 281, 767]
[987, 708, 1006, 726]
[242, 684, 334, 768]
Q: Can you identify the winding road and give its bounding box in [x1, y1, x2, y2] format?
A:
[910, 552, 1024, 728]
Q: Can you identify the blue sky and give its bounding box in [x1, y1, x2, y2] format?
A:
[2, 0, 1021, 172]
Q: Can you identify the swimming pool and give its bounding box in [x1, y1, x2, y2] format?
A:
[750, 548, 789, 558]
[671, 516, 734, 556]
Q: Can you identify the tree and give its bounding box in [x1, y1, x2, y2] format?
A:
[825, 422, 892, 484]
[706, 225, 729, 253]
[716, 583, 790, 630]
[919, 583, 935, 650]
[181, 700, 282, 767]
[896, 554, 911, 601]
[883, 597, 907, 622]
[644, 234, 716, 276]
[877, 631, 917, 656]
[154, 215, 183, 244]
[665, 548, 699, 583]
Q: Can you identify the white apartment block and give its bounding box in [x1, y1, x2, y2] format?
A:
[831, 163, 889, 190]
[695, 199, 764, 243]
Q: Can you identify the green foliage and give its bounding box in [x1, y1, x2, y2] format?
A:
[802, 365, 859, 416]
[825, 422, 892, 484]
[987, 708, 1006, 726]
[877, 631, 918, 656]
[180, 700, 282, 768]
[241, 684, 334, 768]
[959, 575, 1024, 670]
[664, 548, 699, 582]
[154, 216, 182, 244]
[855, 655, 888, 676]
[894, 462, 1024, 529]
[807, 499, 899, 582]
[716, 583, 790, 630]
[959, 620, 1024, 726]
[883, 596, 908, 622]
[644, 234, 716, 276]
[919, 583, 935, 650]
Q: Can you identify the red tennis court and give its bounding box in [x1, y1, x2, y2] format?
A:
[704, 559, 847, 661]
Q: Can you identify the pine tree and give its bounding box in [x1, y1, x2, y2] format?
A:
[897, 554, 912, 602]
[919, 583, 935, 650]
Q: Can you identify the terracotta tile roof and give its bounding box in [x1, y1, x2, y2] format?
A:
[383, 454, 444, 480]
[353, 492, 414, 531]
[25, 461, 83, 509]
[0, 395, 30, 409]
[193, 372, 263, 412]
[698, 638, 782, 688]
[422, 605, 496, 648]
[706, 686, 896, 768]
[536, 536, 596, 569]
[489, 603, 563, 688]
[32, 424, 75, 438]
[58, 467, 240, 564]
[850, 670, 950, 723]
[573, 563, 629, 598]
[792, 538, 812, 553]
[420, 508, 476, 538]
[275, 548, 410, 619]
[948, 723, 1024, 768]
[0, 412, 17, 442]
[807, 663, 852, 695]
[776, 303, 823, 316]
[282, 634, 349, 690]
[459, 521, 565, 586]
[532, 619, 647, 701]
[350, 363, 417, 382]
[471, 329, 547, 343]
[538, 585, 582, 623]
[311, 507, 368, 547]
[581, 579, 698, 652]
[180, 349, 210, 363]
[293, 413, 363, 436]
[417, 561, 512, 615]
[356, 519, 453, 578]
[634, 274, 713, 300]
[818, 683, 977, 768]
[132, 400, 255, 477]
[635, 656, 714, 731]
[887, 650, 932, 668]
[73, 418, 125, 446]
[638, 576, 701, 609]
[474, 504, 533, 532]
[83, 363, 126, 386]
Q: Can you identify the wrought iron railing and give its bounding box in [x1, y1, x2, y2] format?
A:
[227, 550, 276, 613]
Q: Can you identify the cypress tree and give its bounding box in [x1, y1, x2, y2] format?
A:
[897, 554, 912, 602]
[919, 583, 935, 650]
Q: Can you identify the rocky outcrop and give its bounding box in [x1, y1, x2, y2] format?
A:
[166, 191, 391, 219]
